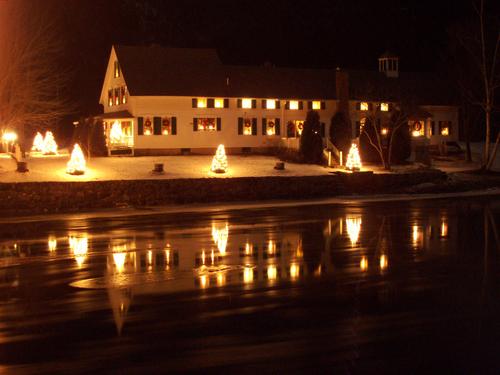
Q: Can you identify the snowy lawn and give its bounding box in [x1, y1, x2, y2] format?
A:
[0, 151, 335, 182]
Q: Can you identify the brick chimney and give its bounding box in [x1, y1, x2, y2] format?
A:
[335, 68, 349, 115]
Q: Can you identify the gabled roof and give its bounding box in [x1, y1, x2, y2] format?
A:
[113, 45, 337, 99]
[111, 44, 457, 105]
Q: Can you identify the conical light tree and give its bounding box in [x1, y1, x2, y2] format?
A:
[211, 144, 228, 173]
[66, 143, 86, 175]
[42, 131, 58, 155]
[31, 132, 44, 151]
[346, 143, 362, 171]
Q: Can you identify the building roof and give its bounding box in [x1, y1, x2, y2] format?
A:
[112, 45, 457, 106]
[114, 45, 337, 99]
[98, 110, 133, 119]
[347, 70, 457, 106]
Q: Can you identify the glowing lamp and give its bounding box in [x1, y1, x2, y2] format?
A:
[381, 128, 388, 135]
[345, 143, 362, 171]
[2, 131, 17, 143]
[66, 144, 86, 175]
[32, 132, 44, 151]
[412, 130, 421, 137]
[211, 144, 228, 173]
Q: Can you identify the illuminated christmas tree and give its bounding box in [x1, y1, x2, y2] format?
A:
[66, 143, 86, 175]
[32, 132, 44, 151]
[42, 131, 58, 155]
[210, 144, 228, 173]
[345, 143, 362, 171]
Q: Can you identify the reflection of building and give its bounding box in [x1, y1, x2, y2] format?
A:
[99, 46, 457, 156]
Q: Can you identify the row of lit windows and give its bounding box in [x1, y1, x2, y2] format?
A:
[356, 102, 391, 112]
[193, 98, 326, 110]
[135, 116, 317, 138]
[355, 119, 451, 137]
[108, 86, 127, 106]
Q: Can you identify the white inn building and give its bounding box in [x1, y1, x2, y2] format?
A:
[99, 45, 458, 156]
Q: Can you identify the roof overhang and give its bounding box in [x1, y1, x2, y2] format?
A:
[97, 110, 134, 120]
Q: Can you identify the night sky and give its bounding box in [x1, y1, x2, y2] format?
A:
[50, 0, 483, 116]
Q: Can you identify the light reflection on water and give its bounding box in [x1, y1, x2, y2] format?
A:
[2, 199, 496, 337]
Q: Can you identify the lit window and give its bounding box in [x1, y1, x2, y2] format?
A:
[114, 88, 120, 105]
[214, 98, 224, 108]
[108, 89, 113, 106]
[439, 121, 451, 136]
[243, 118, 252, 135]
[109, 120, 133, 147]
[266, 99, 276, 109]
[144, 118, 153, 135]
[242, 98, 252, 109]
[287, 120, 304, 137]
[121, 87, 127, 104]
[197, 118, 216, 131]
[266, 119, 277, 135]
[289, 100, 299, 110]
[197, 98, 207, 108]
[114, 61, 120, 78]
[312, 101, 321, 110]
[410, 121, 425, 137]
[360, 102, 369, 111]
[380, 103, 389, 112]
[162, 118, 171, 135]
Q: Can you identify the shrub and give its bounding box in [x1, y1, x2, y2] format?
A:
[329, 112, 352, 155]
[300, 111, 324, 164]
[391, 123, 411, 163]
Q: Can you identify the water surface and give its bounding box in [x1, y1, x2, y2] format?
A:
[0, 197, 499, 374]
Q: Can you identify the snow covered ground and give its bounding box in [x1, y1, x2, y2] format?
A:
[0, 151, 333, 183]
[0, 143, 497, 183]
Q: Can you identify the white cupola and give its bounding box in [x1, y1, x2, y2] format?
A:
[378, 52, 399, 78]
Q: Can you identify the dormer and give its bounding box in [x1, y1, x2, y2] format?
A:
[378, 52, 399, 78]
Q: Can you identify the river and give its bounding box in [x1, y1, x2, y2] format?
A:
[0, 196, 499, 374]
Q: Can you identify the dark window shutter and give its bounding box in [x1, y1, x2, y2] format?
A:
[207, 98, 214, 108]
[252, 118, 257, 135]
[368, 103, 373, 111]
[237, 99, 242, 108]
[321, 101, 326, 110]
[299, 101, 304, 110]
[356, 102, 361, 110]
[285, 101, 290, 110]
[262, 99, 266, 109]
[320, 122, 325, 137]
[138, 117, 144, 135]
[252, 99, 257, 109]
[171, 117, 177, 135]
[153, 116, 162, 135]
[275, 118, 281, 135]
[224, 98, 229, 108]
[216, 117, 222, 131]
[276, 100, 281, 109]
[448, 122, 452, 135]
[388, 103, 393, 111]
[262, 118, 267, 134]
[193, 118, 198, 131]
[192, 98, 197, 108]
[308, 101, 312, 110]
[238, 117, 243, 135]
[355, 121, 361, 136]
